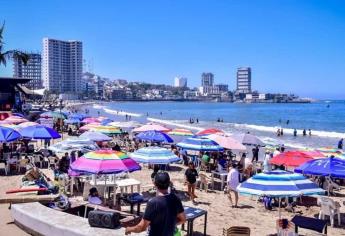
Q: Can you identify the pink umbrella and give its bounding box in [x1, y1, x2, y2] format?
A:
[82, 117, 100, 124]
[4, 115, 28, 124]
[207, 133, 246, 151]
[17, 121, 39, 128]
[79, 122, 101, 131]
[197, 128, 224, 136]
[133, 123, 171, 133]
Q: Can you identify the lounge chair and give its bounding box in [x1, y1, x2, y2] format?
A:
[318, 196, 341, 227]
[223, 226, 250, 236]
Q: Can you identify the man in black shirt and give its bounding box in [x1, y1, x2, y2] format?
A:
[125, 172, 186, 235]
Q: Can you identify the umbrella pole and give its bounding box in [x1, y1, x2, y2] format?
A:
[278, 198, 281, 219]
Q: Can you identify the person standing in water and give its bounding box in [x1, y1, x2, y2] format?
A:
[293, 129, 297, 137]
[308, 129, 312, 136]
[303, 129, 307, 136]
[338, 138, 343, 149]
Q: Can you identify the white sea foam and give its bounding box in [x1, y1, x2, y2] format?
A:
[233, 123, 345, 139]
[103, 108, 142, 117]
[93, 104, 104, 109]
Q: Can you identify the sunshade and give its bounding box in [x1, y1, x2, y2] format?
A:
[108, 121, 141, 129]
[129, 147, 180, 164]
[176, 136, 223, 151]
[168, 128, 194, 136]
[90, 126, 123, 135]
[4, 115, 28, 124]
[79, 122, 100, 131]
[270, 151, 325, 167]
[82, 117, 100, 124]
[40, 111, 66, 119]
[79, 131, 112, 142]
[136, 130, 173, 143]
[133, 123, 171, 133]
[232, 133, 265, 146]
[17, 121, 39, 128]
[295, 156, 345, 178]
[69, 114, 88, 120]
[69, 149, 141, 174]
[19, 125, 61, 140]
[100, 118, 113, 125]
[197, 128, 224, 136]
[316, 147, 344, 158]
[0, 126, 21, 142]
[49, 138, 99, 153]
[207, 133, 246, 151]
[237, 170, 325, 197]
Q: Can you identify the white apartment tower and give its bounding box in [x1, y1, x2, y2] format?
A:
[42, 38, 83, 93]
[174, 77, 187, 87]
[236, 67, 251, 93]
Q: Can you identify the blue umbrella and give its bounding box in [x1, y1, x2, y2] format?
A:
[11, 113, 25, 118]
[101, 118, 113, 125]
[176, 136, 223, 151]
[19, 125, 61, 140]
[64, 118, 81, 124]
[129, 147, 180, 164]
[237, 170, 325, 197]
[69, 113, 88, 120]
[0, 126, 21, 142]
[136, 130, 173, 143]
[79, 131, 112, 142]
[295, 157, 345, 178]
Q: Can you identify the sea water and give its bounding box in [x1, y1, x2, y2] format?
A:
[87, 101, 345, 149]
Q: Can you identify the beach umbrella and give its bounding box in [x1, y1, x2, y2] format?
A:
[108, 121, 141, 129]
[176, 136, 224, 151]
[270, 151, 325, 167]
[79, 122, 100, 131]
[49, 138, 99, 154]
[100, 118, 113, 125]
[168, 128, 194, 136]
[133, 123, 171, 133]
[40, 111, 66, 119]
[129, 147, 180, 164]
[232, 133, 265, 146]
[70, 149, 141, 174]
[197, 128, 224, 136]
[136, 130, 174, 143]
[17, 121, 39, 128]
[0, 126, 21, 142]
[69, 113, 88, 120]
[316, 147, 344, 158]
[237, 170, 325, 218]
[4, 115, 28, 124]
[82, 117, 100, 124]
[11, 113, 25, 118]
[64, 117, 81, 124]
[237, 170, 325, 197]
[79, 131, 112, 142]
[19, 125, 61, 140]
[90, 125, 123, 135]
[295, 156, 345, 178]
[0, 123, 18, 129]
[207, 133, 246, 151]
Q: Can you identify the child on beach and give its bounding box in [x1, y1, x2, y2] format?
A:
[185, 162, 198, 202]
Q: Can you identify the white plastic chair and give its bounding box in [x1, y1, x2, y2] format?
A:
[318, 196, 341, 227]
[33, 155, 43, 168]
[48, 156, 57, 169]
[0, 162, 7, 175]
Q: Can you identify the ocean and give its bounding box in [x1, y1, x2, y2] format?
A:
[86, 100, 345, 150]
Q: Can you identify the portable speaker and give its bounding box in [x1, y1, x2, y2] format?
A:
[88, 210, 120, 229]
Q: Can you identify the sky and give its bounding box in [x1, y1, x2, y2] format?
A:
[1, 0, 345, 99]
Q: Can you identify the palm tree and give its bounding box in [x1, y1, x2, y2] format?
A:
[0, 22, 29, 67]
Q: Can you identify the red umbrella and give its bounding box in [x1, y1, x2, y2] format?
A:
[270, 151, 325, 167]
[197, 128, 224, 136]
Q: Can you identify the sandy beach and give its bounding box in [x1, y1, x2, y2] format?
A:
[2, 163, 345, 236]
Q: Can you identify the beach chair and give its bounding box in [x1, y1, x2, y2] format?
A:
[0, 162, 7, 175]
[318, 196, 341, 227]
[223, 226, 250, 236]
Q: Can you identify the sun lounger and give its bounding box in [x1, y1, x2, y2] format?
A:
[223, 226, 250, 236]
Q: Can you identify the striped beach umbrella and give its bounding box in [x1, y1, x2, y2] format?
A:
[176, 136, 224, 151]
[70, 149, 141, 174]
[108, 121, 141, 129]
[90, 125, 123, 135]
[4, 115, 28, 124]
[237, 170, 325, 197]
[168, 128, 194, 136]
[129, 147, 180, 164]
[133, 123, 171, 133]
[316, 147, 344, 157]
[82, 117, 100, 124]
[197, 128, 224, 136]
[136, 130, 173, 143]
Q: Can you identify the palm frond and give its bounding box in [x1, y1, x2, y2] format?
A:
[2, 50, 30, 66]
[0, 22, 5, 45]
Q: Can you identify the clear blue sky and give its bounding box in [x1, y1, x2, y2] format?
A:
[1, 0, 345, 99]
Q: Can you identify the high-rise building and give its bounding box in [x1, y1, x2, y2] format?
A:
[42, 38, 83, 93]
[214, 84, 229, 93]
[236, 67, 251, 93]
[13, 53, 42, 90]
[174, 77, 187, 87]
[201, 73, 214, 86]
